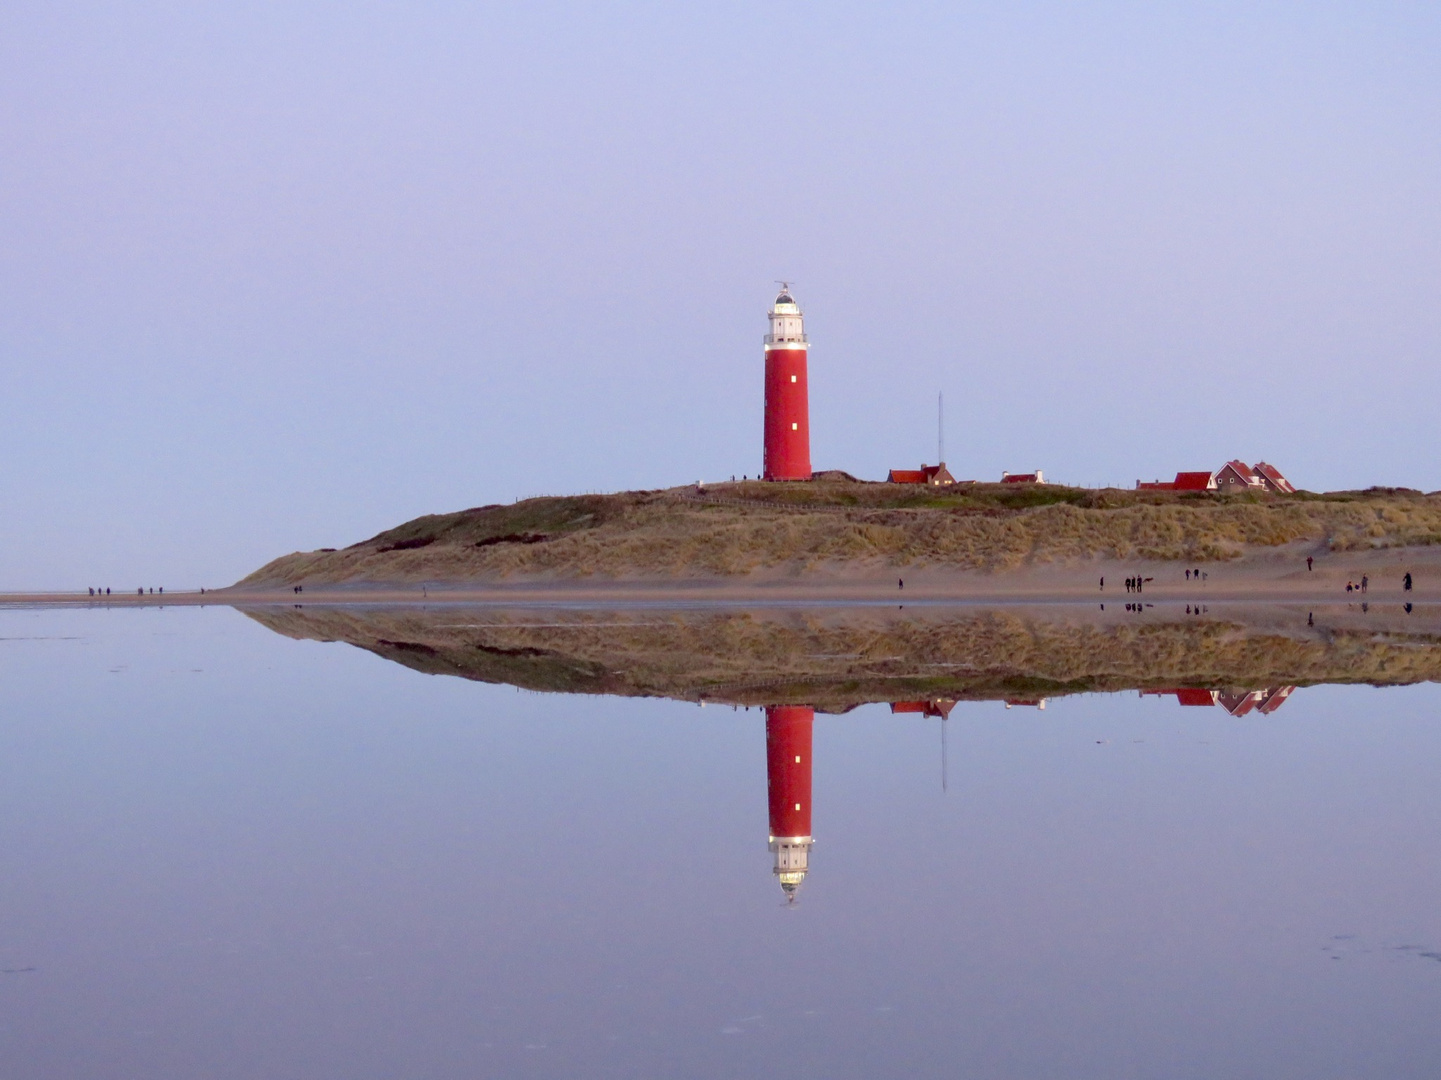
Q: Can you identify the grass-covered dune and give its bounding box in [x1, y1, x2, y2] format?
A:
[237, 480, 1441, 588]
[244, 603, 1441, 709]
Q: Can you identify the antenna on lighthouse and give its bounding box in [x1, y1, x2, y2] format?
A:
[937, 391, 944, 465]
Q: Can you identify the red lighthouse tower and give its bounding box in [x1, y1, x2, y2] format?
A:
[763, 285, 811, 481]
[765, 705, 815, 901]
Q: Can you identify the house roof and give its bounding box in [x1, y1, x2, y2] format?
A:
[889, 700, 956, 719]
[1175, 688, 1218, 706]
[888, 469, 925, 484]
[1001, 473, 1040, 484]
[1252, 462, 1295, 493]
[1255, 686, 1295, 714]
[1215, 691, 1258, 717]
[1217, 460, 1257, 481]
[1173, 471, 1216, 491]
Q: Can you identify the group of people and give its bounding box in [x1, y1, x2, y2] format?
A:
[1343, 573, 1416, 594]
[1123, 576, 1153, 593]
[85, 586, 163, 597]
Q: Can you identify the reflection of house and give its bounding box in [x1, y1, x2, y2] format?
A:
[1214, 690, 1262, 716]
[765, 706, 815, 903]
[890, 699, 956, 719]
[1003, 698, 1047, 709]
[888, 463, 956, 486]
[1145, 687, 1295, 715]
[1255, 686, 1294, 713]
[1001, 471, 1045, 484]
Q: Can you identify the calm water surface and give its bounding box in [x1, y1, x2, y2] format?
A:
[3, 605, 1441, 1078]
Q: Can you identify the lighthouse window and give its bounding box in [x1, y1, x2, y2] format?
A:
[790, 374, 797, 383]
[794, 803, 801, 812]
[791, 422, 798, 431]
[795, 755, 801, 763]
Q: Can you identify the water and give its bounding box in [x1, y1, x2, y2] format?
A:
[3, 603, 1441, 1078]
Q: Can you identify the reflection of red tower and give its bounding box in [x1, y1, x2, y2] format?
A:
[765, 705, 814, 901]
[763, 286, 811, 481]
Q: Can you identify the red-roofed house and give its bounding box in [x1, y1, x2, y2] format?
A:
[1142, 688, 1220, 705]
[1255, 686, 1295, 714]
[1174, 471, 1217, 491]
[1136, 471, 1217, 492]
[888, 463, 956, 486]
[1000, 470, 1045, 484]
[890, 699, 957, 719]
[1252, 462, 1295, 494]
[1215, 460, 1264, 492]
[1215, 690, 1261, 717]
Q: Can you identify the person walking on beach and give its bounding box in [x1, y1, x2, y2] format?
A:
[1405, 572, 1413, 592]
[1186, 569, 1191, 581]
[1099, 577, 1104, 591]
[898, 578, 904, 590]
[1307, 556, 1313, 571]
[1361, 575, 1368, 594]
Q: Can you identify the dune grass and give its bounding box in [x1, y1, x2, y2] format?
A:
[237, 482, 1441, 587]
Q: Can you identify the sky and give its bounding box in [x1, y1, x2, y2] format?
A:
[2, 1, 1439, 589]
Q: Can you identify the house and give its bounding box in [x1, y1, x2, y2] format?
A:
[1251, 462, 1295, 494]
[1215, 460, 1264, 492]
[1142, 688, 1218, 705]
[1255, 686, 1295, 714]
[1174, 471, 1217, 491]
[888, 463, 956, 486]
[1136, 471, 1217, 492]
[1216, 460, 1296, 493]
[1145, 686, 1293, 713]
[890, 699, 957, 720]
[1003, 698, 1047, 709]
[1215, 690, 1262, 717]
[1000, 470, 1044, 484]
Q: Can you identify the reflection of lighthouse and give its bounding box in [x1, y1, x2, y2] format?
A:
[763, 286, 811, 481]
[765, 706, 815, 901]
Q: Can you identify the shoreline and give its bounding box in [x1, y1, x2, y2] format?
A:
[8, 541, 1437, 611]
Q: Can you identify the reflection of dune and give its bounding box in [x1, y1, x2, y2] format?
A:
[242, 603, 1441, 709]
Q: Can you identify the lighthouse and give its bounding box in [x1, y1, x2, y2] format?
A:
[763, 285, 811, 480]
[765, 705, 815, 902]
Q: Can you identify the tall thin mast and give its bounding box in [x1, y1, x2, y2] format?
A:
[938, 391, 944, 465]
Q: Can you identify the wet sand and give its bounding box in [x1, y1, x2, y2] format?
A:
[5, 544, 1438, 609]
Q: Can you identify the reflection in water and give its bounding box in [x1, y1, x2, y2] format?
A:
[1145, 686, 1296, 715]
[243, 602, 1441, 710]
[242, 603, 1437, 908]
[765, 706, 814, 902]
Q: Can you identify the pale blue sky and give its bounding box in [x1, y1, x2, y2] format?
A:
[2, 2, 1438, 589]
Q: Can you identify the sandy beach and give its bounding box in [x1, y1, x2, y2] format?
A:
[6, 542, 1438, 609]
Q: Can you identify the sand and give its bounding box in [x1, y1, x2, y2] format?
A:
[5, 541, 1438, 609]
